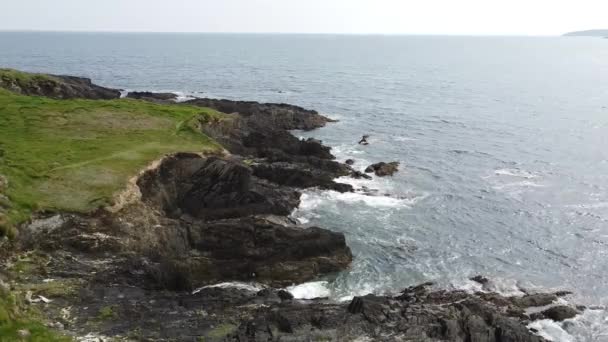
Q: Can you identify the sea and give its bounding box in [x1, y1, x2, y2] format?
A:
[1, 32, 608, 341]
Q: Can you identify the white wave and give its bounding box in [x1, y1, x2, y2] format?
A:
[565, 202, 608, 210]
[393, 136, 418, 142]
[529, 319, 575, 342]
[119, 90, 129, 98]
[192, 282, 265, 294]
[172, 91, 197, 103]
[492, 181, 545, 190]
[287, 281, 331, 299]
[494, 168, 539, 179]
[296, 190, 420, 214]
[453, 278, 527, 297]
[527, 306, 608, 342]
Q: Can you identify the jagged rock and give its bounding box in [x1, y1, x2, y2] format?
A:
[512, 293, 557, 308]
[251, 162, 353, 193]
[138, 154, 301, 220]
[541, 305, 579, 321]
[365, 161, 400, 176]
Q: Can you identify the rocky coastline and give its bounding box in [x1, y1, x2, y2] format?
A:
[0, 70, 581, 341]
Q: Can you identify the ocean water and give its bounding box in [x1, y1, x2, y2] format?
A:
[2, 32, 608, 340]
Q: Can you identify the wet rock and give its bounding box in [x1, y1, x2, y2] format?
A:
[470, 275, 490, 285]
[251, 161, 353, 193]
[541, 305, 579, 321]
[365, 161, 400, 176]
[351, 170, 372, 180]
[345, 159, 355, 165]
[512, 293, 558, 308]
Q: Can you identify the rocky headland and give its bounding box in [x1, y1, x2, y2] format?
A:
[0, 69, 580, 341]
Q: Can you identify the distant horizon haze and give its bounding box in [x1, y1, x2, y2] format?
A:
[1, 0, 606, 36]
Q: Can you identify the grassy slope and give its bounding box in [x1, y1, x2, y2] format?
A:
[0, 88, 223, 237]
[0, 68, 60, 87]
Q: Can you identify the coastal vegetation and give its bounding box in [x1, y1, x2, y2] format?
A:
[0, 84, 223, 238]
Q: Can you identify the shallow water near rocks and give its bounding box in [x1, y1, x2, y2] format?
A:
[2, 32, 608, 340]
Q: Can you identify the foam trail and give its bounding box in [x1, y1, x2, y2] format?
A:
[288, 281, 331, 299]
[192, 282, 265, 294]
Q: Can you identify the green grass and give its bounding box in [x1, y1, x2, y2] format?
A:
[0, 286, 72, 341]
[0, 69, 60, 92]
[0, 88, 223, 237]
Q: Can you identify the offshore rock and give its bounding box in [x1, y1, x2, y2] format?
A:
[365, 161, 400, 176]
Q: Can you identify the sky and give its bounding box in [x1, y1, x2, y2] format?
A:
[0, 0, 606, 35]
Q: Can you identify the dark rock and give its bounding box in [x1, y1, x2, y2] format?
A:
[512, 293, 558, 308]
[541, 306, 579, 321]
[365, 161, 400, 176]
[250, 161, 352, 193]
[126, 91, 178, 102]
[471, 275, 490, 285]
[138, 155, 301, 220]
[345, 159, 355, 165]
[358, 135, 370, 145]
[186, 97, 335, 131]
[351, 170, 372, 180]
[278, 290, 294, 301]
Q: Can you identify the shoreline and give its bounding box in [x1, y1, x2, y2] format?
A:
[0, 69, 581, 341]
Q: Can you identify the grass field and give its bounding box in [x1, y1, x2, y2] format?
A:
[0, 88, 223, 237]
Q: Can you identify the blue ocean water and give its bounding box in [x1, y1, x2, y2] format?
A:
[2, 32, 608, 340]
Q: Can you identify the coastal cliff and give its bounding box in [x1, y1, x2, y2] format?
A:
[0, 69, 578, 341]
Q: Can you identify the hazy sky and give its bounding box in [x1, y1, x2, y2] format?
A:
[1, 0, 606, 35]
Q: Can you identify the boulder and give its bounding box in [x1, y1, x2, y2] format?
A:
[541, 306, 579, 321]
[345, 159, 355, 165]
[365, 162, 400, 176]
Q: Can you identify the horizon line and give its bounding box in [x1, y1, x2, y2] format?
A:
[0, 29, 565, 37]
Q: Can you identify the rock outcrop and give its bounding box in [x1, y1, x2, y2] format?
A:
[185, 97, 336, 131]
[0, 69, 120, 99]
[365, 161, 400, 176]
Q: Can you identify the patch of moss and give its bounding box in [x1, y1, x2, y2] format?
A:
[97, 306, 117, 321]
[0, 69, 60, 90]
[16, 279, 82, 300]
[0, 88, 224, 237]
[206, 323, 236, 339]
[0, 286, 71, 341]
